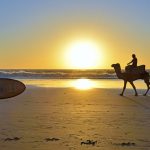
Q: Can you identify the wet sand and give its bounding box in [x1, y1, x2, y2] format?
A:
[0, 87, 150, 150]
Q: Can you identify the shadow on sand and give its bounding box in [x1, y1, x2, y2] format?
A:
[122, 96, 150, 110]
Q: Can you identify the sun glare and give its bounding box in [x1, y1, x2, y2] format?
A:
[66, 40, 102, 69]
[72, 79, 94, 90]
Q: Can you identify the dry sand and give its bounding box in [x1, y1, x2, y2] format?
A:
[0, 87, 150, 150]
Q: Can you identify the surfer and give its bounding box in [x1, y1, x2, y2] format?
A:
[125, 54, 137, 72]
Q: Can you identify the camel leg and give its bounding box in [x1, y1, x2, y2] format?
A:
[144, 82, 150, 96]
[130, 81, 138, 96]
[120, 80, 127, 96]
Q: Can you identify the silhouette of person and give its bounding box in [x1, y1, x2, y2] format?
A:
[127, 54, 137, 67]
[125, 54, 138, 72]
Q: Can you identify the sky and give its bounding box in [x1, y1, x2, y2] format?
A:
[0, 0, 150, 69]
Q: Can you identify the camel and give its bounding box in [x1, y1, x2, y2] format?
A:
[111, 63, 150, 96]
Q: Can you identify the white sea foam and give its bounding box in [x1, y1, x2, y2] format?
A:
[0, 69, 118, 79]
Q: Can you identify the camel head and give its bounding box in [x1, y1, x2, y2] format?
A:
[111, 63, 122, 76]
[111, 63, 121, 68]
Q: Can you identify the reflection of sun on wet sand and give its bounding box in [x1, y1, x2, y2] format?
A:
[0, 86, 150, 150]
[71, 79, 95, 90]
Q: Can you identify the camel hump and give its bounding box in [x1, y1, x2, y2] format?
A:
[137, 65, 145, 73]
[125, 65, 145, 74]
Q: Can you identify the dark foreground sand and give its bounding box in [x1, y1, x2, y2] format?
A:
[0, 87, 150, 150]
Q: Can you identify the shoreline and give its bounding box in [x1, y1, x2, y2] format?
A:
[18, 78, 148, 90]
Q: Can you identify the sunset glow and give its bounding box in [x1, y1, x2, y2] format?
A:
[0, 1, 150, 69]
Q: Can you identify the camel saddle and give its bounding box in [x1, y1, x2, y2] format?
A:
[125, 65, 146, 74]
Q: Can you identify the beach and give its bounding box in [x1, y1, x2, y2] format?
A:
[0, 82, 150, 150]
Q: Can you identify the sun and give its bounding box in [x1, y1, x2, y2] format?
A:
[66, 40, 102, 69]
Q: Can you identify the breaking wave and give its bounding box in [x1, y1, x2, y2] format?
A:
[0, 69, 119, 79]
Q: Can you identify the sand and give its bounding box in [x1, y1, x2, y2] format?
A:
[0, 87, 150, 150]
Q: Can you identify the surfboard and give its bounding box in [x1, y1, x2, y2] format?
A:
[0, 78, 26, 99]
